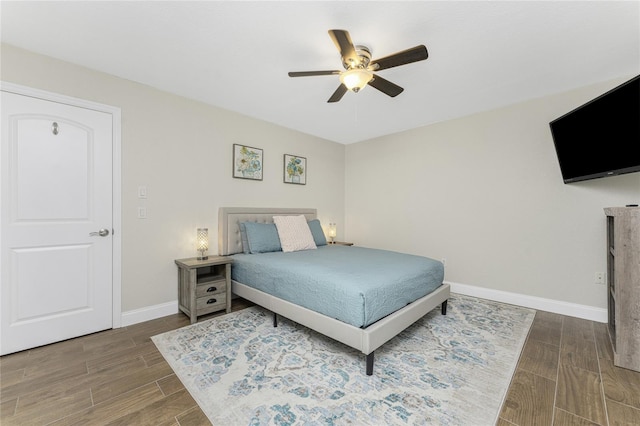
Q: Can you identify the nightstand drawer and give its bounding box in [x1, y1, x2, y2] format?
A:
[196, 280, 226, 298]
[196, 294, 227, 313]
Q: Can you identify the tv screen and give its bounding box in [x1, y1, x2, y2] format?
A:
[549, 75, 640, 183]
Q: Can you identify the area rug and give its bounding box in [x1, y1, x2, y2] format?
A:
[152, 294, 534, 425]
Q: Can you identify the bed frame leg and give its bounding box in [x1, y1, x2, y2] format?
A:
[441, 300, 448, 315]
[366, 352, 374, 376]
[273, 312, 278, 327]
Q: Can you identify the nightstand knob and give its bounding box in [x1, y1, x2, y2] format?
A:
[206, 298, 217, 304]
[207, 286, 217, 293]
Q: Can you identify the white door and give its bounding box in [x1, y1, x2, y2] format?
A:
[1, 90, 114, 355]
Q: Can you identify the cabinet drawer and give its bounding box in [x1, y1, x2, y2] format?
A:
[196, 280, 226, 298]
[196, 294, 226, 312]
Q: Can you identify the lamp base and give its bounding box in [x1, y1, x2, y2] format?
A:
[197, 256, 209, 260]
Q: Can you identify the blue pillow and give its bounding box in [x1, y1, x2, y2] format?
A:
[243, 222, 282, 253]
[238, 222, 250, 254]
[308, 219, 327, 246]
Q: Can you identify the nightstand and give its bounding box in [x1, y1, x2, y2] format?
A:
[175, 256, 232, 324]
[329, 241, 354, 246]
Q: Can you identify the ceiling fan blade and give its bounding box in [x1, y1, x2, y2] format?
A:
[328, 29, 359, 66]
[370, 45, 429, 71]
[367, 74, 404, 97]
[327, 84, 348, 103]
[288, 70, 341, 77]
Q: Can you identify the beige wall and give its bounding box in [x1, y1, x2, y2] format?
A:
[345, 75, 640, 309]
[1, 44, 346, 312]
[3, 43, 639, 316]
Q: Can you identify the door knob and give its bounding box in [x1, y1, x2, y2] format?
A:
[89, 229, 110, 237]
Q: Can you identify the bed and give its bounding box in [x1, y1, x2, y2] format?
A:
[218, 207, 450, 375]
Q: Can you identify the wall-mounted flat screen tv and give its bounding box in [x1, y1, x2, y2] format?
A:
[549, 75, 640, 184]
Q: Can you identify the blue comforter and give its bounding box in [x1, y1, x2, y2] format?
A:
[231, 245, 444, 328]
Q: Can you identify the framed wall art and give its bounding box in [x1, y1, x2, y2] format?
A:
[233, 144, 263, 181]
[284, 154, 306, 185]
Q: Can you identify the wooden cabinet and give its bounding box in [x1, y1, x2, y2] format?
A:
[604, 207, 640, 372]
[175, 256, 232, 324]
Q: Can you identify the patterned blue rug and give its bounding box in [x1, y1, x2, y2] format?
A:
[152, 294, 534, 425]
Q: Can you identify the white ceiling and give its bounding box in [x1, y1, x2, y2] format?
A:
[2, 1, 639, 144]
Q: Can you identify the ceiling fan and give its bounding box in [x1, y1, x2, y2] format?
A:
[288, 29, 429, 103]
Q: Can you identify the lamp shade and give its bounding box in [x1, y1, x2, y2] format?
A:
[328, 223, 337, 243]
[197, 228, 209, 259]
[339, 69, 373, 92]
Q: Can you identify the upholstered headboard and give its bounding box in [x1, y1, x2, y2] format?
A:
[218, 207, 317, 255]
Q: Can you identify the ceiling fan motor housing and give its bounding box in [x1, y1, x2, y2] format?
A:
[343, 45, 371, 70]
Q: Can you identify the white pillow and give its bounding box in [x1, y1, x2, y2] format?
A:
[273, 215, 317, 252]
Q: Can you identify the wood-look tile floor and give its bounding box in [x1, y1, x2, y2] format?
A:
[498, 310, 640, 426]
[1, 299, 639, 425]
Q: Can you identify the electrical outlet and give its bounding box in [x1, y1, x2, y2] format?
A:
[595, 272, 605, 285]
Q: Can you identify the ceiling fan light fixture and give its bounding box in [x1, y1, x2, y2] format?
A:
[288, 30, 429, 102]
[340, 68, 373, 93]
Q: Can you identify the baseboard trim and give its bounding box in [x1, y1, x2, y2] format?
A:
[119, 284, 608, 327]
[121, 301, 179, 327]
[448, 281, 607, 323]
